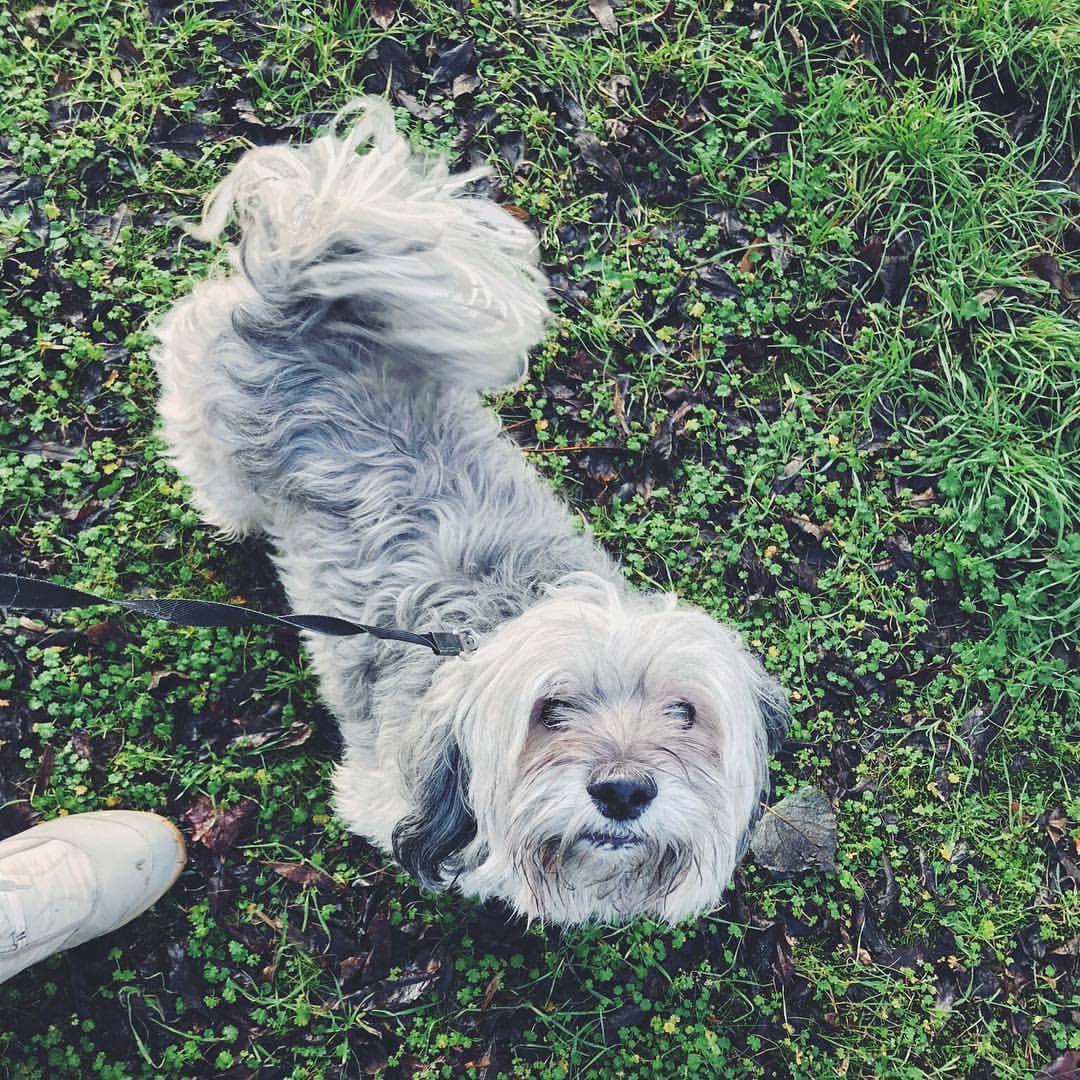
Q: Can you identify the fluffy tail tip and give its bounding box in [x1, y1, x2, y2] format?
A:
[191, 96, 552, 392]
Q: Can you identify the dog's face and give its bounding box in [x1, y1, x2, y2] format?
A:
[393, 574, 787, 925]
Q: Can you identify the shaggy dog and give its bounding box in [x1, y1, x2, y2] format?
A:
[153, 98, 787, 925]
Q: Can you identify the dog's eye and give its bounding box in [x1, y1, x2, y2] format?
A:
[666, 700, 696, 729]
[533, 698, 571, 729]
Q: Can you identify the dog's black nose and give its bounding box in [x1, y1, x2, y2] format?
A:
[587, 776, 657, 821]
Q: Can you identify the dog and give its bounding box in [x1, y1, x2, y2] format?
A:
[153, 98, 788, 925]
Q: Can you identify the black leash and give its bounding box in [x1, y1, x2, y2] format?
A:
[0, 574, 475, 657]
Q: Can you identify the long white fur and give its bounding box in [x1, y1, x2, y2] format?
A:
[153, 98, 787, 925]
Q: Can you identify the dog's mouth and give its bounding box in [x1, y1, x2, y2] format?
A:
[580, 830, 644, 851]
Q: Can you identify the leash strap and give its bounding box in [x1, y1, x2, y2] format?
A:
[0, 574, 475, 657]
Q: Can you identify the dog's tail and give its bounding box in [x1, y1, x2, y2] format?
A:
[187, 97, 550, 392]
[154, 99, 550, 537]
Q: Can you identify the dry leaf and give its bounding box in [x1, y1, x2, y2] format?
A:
[767, 226, 793, 271]
[582, 448, 619, 484]
[34, 744, 55, 792]
[183, 795, 256, 855]
[85, 620, 131, 646]
[749, 787, 838, 873]
[452, 73, 481, 98]
[612, 374, 631, 437]
[587, 0, 619, 32]
[266, 861, 337, 889]
[1029, 253, 1073, 301]
[146, 669, 189, 691]
[574, 131, 624, 183]
[1051, 936, 1080, 957]
[369, 0, 397, 28]
[784, 514, 828, 542]
[773, 455, 807, 493]
[738, 240, 767, 275]
[480, 970, 503, 1009]
[1044, 806, 1068, 843]
[1035, 1051, 1080, 1080]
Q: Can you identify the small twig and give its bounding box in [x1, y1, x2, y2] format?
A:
[521, 443, 611, 454]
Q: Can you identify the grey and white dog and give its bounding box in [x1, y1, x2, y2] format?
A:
[154, 98, 787, 925]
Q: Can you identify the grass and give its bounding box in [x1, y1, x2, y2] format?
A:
[1, 0, 1078, 1076]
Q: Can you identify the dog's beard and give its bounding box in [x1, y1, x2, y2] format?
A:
[524, 829, 694, 922]
[502, 731, 735, 923]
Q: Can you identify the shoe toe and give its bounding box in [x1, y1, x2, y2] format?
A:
[29, 811, 187, 946]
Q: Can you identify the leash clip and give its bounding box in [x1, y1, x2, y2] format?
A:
[427, 629, 478, 657]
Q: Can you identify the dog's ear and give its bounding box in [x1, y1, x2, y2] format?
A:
[392, 737, 478, 890]
[757, 678, 790, 754]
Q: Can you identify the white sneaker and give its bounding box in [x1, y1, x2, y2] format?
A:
[0, 810, 186, 984]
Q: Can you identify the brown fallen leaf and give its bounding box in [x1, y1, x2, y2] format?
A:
[338, 954, 366, 984]
[60, 497, 103, 522]
[430, 40, 475, 86]
[371, 971, 439, 1007]
[266, 860, 338, 889]
[452, 73, 481, 98]
[976, 286, 1004, 307]
[767, 226, 793, 271]
[1043, 805, 1069, 843]
[369, 0, 396, 28]
[183, 795, 256, 855]
[365, 951, 448, 1008]
[233, 97, 265, 127]
[784, 514, 828, 543]
[773, 455, 807, 494]
[1029, 253, 1073, 302]
[853, 236, 883, 287]
[588, 0, 619, 32]
[581, 448, 619, 484]
[1051, 936, 1080, 957]
[247, 903, 309, 949]
[394, 91, 442, 122]
[738, 240, 767, 276]
[21, 441, 80, 462]
[1035, 1051, 1080, 1080]
[574, 132, 624, 183]
[749, 787, 838, 873]
[612, 374, 631, 438]
[880, 230, 917, 303]
[598, 73, 631, 103]
[70, 731, 95, 760]
[604, 116, 629, 139]
[147, 669, 190, 691]
[85, 620, 132, 647]
[34, 744, 55, 793]
[480, 970, 503, 1009]
[230, 721, 312, 752]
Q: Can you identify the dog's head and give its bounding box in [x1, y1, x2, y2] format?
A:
[393, 573, 787, 925]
